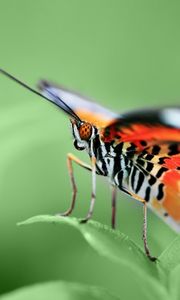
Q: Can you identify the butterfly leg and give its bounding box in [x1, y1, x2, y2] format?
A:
[80, 156, 96, 223]
[57, 153, 92, 217]
[111, 185, 117, 229]
[128, 192, 157, 261]
[143, 201, 157, 262]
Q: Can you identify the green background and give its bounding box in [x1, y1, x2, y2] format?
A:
[0, 0, 179, 298]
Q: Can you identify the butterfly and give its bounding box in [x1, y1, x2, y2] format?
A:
[1, 69, 180, 261]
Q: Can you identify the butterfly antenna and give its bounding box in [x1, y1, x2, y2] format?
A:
[0, 68, 82, 123]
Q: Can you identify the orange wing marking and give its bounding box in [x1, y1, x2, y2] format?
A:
[101, 124, 180, 143]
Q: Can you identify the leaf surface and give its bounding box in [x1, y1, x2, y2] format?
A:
[0, 281, 119, 300]
[18, 215, 168, 300]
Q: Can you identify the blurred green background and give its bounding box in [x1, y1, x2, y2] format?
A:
[0, 0, 179, 297]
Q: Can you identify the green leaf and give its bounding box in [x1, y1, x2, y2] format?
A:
[158, 237, 180, 300]
[0, 281, 119, 300]
[159, 236, 180, 273]
[18, 215, 168, 300]
[169, 265, 180, 300]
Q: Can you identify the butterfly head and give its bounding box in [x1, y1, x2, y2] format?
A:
[71, 119, 97, 151]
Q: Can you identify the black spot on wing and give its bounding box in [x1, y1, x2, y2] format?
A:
[145, 186, 151, 202]
[158, 157, 168, 165]
[157, 183, 164, 200]
[146, 162, 154, 172]
[135, 172, 145, 193]
[152, 145, 161, 155]
[131, 167, 137, 190]
[156, 167, 168, 178]
[140, 140, 147, 146]
[145, 154, 154, 161]
[168, 143, 179, 155]
[148, 175, 157, 186]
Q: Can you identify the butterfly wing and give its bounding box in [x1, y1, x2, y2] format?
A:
[38, 81, 119, 127]
[101, 107, 180, 231]
[101, 107, 180, 144]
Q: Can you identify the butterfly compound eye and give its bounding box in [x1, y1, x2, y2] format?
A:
[79, 123, 92, 140]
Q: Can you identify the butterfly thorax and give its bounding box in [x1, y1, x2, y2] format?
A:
[90, 134, 135, 188]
